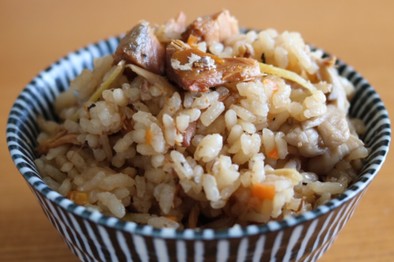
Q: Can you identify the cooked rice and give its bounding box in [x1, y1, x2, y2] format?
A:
[35, 11, 367, 229]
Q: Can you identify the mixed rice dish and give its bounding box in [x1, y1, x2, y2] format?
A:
[35, 11, 368, 229]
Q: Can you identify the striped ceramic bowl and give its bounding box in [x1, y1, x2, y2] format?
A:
[6, 36, 391, 262]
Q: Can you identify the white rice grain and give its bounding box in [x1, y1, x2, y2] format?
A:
[176, 114, 190, 132]
[194, 134, 223, 162]
[97, 192, 126, 218]
[202, 174, 220, 202]
[170, 150, 194, 179]
[200, 101, 225, 127]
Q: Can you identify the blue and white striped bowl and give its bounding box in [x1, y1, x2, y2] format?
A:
[6, 37, 391, 261]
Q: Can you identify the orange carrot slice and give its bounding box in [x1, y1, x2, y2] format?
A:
[267, 148, 279, 160]
[251, 183, 276, 201]
[165, 215, 178, 222]
[145, 128, 153, 145]
[68, 191, 89, 205]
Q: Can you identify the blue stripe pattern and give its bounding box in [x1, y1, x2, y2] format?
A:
[6, 36, 391, 261]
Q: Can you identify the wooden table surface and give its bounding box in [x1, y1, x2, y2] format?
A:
[1, 0, 393, 261]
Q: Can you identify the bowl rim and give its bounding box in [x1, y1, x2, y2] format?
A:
[6, 35, 391, 240]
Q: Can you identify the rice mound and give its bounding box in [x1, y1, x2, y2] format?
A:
[35, 11, 367, 229]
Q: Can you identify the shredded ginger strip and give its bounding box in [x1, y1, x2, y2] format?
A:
[88, 60, 125, 103]
[127, 64, 175, 95]
[259, 63, 316, 93]
[71, 60, 125, 121]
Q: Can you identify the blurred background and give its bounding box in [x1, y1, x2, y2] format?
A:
[1, 0, 393, 261]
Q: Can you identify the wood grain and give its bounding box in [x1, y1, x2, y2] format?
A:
[1, 1, 393, 261]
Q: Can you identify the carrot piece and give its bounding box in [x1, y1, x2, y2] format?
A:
[165, 215, 177, 221]
[145, 128, 153, 145]
[267, 148, 279, 160]
[251, 183, 276, 201]
[68, 191, 89, 205]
